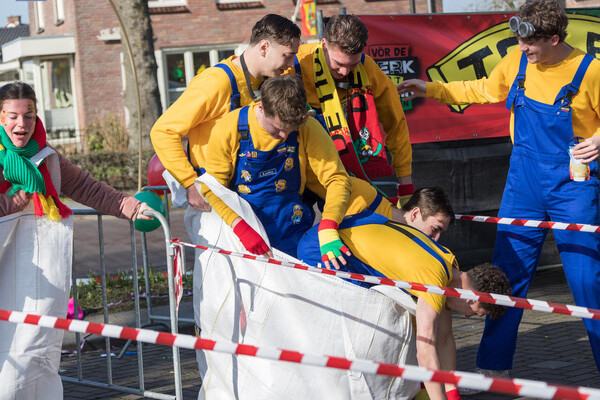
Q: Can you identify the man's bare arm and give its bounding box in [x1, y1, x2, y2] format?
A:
[415, 297, 446, 400]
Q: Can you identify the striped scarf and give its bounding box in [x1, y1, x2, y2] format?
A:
[0, 117, 72, 220]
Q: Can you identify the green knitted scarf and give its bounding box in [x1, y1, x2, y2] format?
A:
[0, 125, 46, 196]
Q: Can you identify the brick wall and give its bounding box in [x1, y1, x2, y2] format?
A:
[30, 0, 442, 149]
[151, 0, 443, 49]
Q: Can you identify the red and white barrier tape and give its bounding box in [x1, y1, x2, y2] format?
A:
[1, 309, 598, 399]
[456, 214, 600, 233]
[171, 239, 600, 321]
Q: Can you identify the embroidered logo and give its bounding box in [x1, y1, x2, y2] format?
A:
[237, 184, 251, 195]
[275, 179, 287, 193]
[291, 204, 304, 224]
[277, 146, 287, 154]
[284, 157, 294, 171]
[258, 168, 277, 178]
[241, 170, 252, 182]
[287, 145, 296, 153]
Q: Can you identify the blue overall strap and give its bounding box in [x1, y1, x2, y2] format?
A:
[506, 52, 529, 111]
[516, 52, 528, 89]
[214, 63, 240, 111]
[361, 53, 365, 64]
[558, 53, 594, 106]
[294, 55, 302, 76]
[238, 106, 250, 141]
[384, 220, 451, 279]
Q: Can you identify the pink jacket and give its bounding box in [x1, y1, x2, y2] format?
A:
[0, 149, 141, 219]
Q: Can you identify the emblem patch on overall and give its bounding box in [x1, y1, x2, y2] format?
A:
[259, 168, 276, 178]
[291, 204, 304, 224]
[284, 157, 294, 171]
[241, 170, 252, 182]
[275, 179, 287, 193]
[277, 146, 287, 154]
[237, 184, 251, 195]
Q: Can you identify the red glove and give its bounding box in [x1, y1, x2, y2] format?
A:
[233, 220, 270, 255]
[446, 388, 461, 400]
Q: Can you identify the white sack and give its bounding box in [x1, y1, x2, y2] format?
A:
[0, 149, 72, 400]
[186, 174, 420, 400]
[0, 206, 73, 400]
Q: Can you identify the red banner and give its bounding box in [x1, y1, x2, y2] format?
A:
[300, 0, 316, 36]
[359, 12, 600, 143]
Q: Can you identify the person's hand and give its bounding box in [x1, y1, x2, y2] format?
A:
[397, 79, 427, 101]
[186, 184, 211, 211]
[232, 218, 272, 257]
[317, 219, 351, 270]
[572, 135, 600, 163]
[11, 190, 32, 212]
[133, 202, 154, 221]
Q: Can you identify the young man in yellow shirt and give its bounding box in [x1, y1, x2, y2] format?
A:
[296, 203, 510, 400]
[151, 14, 301, 211]
[291, 14, 413, 206]
[399, 0, 600, 377]
[200, 74, 351, 268]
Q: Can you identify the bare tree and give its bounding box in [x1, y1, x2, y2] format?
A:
[112, 0, 162, 150]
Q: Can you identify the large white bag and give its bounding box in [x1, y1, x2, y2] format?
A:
[0, 150, 72, 400]
[186, 174, 420, 400]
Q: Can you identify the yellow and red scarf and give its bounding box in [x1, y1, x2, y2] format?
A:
[313, 42, 394, 181]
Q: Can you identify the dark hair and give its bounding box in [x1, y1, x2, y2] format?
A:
[260, 75, 307, 131]
[467, 263, 512, 319]
[0, 81, 37, 112]
[401, 187, 455, 224]
[324, 14, 368, 55]
[518, 0, 568, 42]
[249, 14, 301, 47]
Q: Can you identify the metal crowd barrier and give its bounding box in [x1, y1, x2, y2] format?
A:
[63, 186, 189, 399]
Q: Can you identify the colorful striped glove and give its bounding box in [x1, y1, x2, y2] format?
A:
[396, 183, 414, 208]
[317, 219, 350, 269]
[233, 219, 270, 256]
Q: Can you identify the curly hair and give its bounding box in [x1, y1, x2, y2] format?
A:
[260, 75, 308, 131]
[249, 14, 301, 47]
[518, 0, 568, 42]
[324, 14, 369, 55]
[467, 263, 512, 319]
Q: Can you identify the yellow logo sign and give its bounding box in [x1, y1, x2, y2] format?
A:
[427, 14, 600, 113]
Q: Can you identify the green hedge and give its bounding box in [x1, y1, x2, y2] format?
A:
[68, 150, 156, 192]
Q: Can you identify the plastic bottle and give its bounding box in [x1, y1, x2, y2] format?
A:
[569, 136, 589, 182]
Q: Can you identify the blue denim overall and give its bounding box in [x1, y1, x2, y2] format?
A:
[230, 106, 313, 258]
[477, 52, 600, 372]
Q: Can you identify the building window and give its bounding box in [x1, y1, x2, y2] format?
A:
[216, 0, 263, 10]
[40, 57, 77, 142]
[164, 45, 239, 106]
[149, 0, 187, 8]
[34, 1, 45, 32]
[54, 0, 65, 24]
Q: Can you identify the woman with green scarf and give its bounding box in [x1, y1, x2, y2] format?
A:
[0, 81, 152, 399]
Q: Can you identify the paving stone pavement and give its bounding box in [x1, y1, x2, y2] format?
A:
[60, 208, 600, 399]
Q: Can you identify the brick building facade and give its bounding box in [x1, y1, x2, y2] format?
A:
[0, 0, 441, 152]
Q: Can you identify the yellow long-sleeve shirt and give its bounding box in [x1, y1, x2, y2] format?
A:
[290, 42, 412, 178]
[201, 104, 351, 227]
[306, 175, 393, 218]
[341, 221, 458, 313]
[150, 56, 263, 189]
[427, 47, 600, 141]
